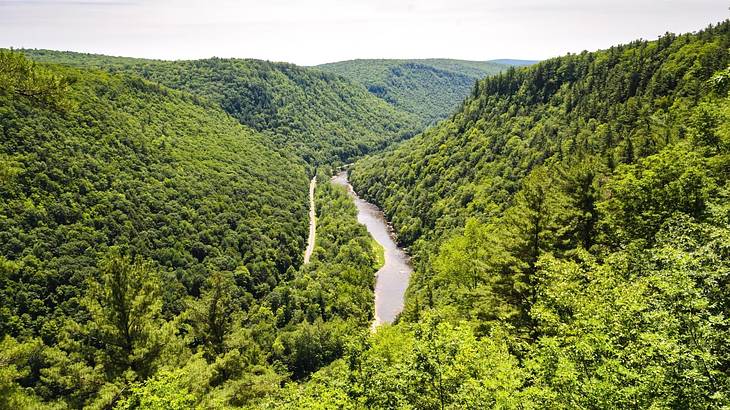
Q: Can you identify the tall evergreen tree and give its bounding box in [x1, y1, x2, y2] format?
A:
[83, 250, 167, 379]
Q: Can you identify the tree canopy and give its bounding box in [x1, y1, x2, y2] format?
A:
[23, 50, 422, 166]
[317, 58, 520, 125]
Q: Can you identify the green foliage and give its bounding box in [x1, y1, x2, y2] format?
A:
[266, 179, 378, 380]
[260, 318, 525, 409]
[0, 92, 379, 410]
[115, 370, 197, 410]
[185, 270, 246, 360]
[597, 144, 715, 247]
[317, 59, 513, 124]
[524, 231, 730, 408]
[0, 51, 317, 408]
[0, 336, 61, 409]
[351, 22, 730, 250]
[0, 49, 69, 109]
[23, 50, 422, 165]
[0, 51, 309, 343]
[345, 21, 730, 407]
[83, 250, 168, 379]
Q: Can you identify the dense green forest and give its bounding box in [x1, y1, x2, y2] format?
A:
[340, 21, 730, 407]
[317, 59, 517, 124]
[23, 50, 421, 165]
[0, 50, 308, 334]
[0, 51, 382, 408]
[4, 17, 730, 409]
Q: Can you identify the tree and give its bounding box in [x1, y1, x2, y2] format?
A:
[83, 250, 167, 379]
[691, 103, 722, 153]
[0, 49, 68, 108]
[186, 270, 243, 360]
[501, 166, 575, 338]
[114, 370, 196, 410]
[563, 159, 602, 250]
[0, 336, 55, 409]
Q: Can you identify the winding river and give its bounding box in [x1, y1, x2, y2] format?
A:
[332, 171, 413, 327]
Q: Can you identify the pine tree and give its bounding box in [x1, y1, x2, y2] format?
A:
[83, 250, 166, 379]
[501, 166, 575, 339]
[186, 270, 242, 360]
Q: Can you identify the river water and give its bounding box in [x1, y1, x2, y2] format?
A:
[331, 171, 413, 327]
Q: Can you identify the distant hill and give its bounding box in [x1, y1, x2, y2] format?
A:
[316, 58, 534, 124]
[23, 50, 422, 165]
[488, 58, 539, 66]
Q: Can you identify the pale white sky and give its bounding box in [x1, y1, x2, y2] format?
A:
[1, 0, 727, 65]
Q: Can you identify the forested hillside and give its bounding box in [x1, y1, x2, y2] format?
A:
[0, 49, 309, 332]
[317, 21, 730, 407]
[23, 50, 421, 165]
[352, 22, 730, 250]
[317, 59, 513, 124]
[0, 51, 382, 408]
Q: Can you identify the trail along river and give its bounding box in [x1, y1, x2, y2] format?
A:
[303, 176, 316, 265]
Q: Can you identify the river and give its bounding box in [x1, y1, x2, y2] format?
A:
[331, 170, 413, 327]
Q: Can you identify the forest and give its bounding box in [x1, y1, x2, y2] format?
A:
[2, 17, 730, 410]
[0, 51, 381, 408]
[23, 50, 422, 166]
[317, 59, 513, 124]
[346, 20, 730, 408]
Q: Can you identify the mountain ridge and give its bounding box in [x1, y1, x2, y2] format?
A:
[316, 58, 536, 124]
[22, 49, 423, 166]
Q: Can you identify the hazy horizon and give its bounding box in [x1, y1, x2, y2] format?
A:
[1, 0, 728, 66]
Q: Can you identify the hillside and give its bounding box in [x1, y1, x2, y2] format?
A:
[352, 23, 730, 248]
[316, 59, 516, 124]
[337, 21, 730, 407]
[0, 48, 312, 330]
[0, 51, 385, 408]
[23, 50, 421, 165]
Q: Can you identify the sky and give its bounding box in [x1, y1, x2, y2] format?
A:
[1, 0, 727, 65]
